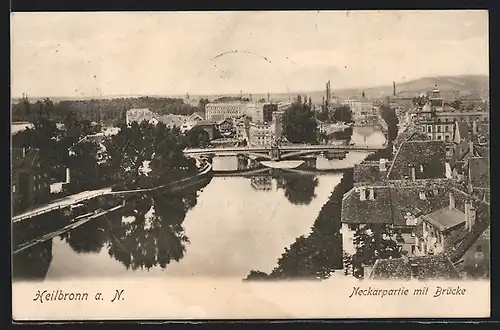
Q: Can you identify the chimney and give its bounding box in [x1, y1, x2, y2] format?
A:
[465, 200, 476, 231]
[472, 121, 478, 134]
[411, 167, 416, 181]
[368, 188, 375, 200]
[359, 187, 366, 201]
[66, 168, 71, 184]
[379, 158, 387, 172]
[410, 262, 419, 279]
[449, 192, 455, 210]
[469, 141, 474, 155]
[22, 147, 26, 158]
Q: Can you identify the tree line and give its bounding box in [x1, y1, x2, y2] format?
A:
[12, 96, 210, 127]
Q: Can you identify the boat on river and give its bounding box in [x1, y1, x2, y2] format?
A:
[260, 160, 305, 169]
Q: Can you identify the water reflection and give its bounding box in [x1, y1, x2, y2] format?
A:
[249, 169, 319, 206]
[13, 240, 53, 281]
[105, 193, 193, 271]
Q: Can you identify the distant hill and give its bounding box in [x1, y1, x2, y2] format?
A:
[12, 74, 488, 104]
[326, 74, 489, 101]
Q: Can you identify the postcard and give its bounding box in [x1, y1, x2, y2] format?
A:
[11, 10, 490, 320]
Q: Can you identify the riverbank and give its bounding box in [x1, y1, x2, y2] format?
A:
[245, 147, 392, 280]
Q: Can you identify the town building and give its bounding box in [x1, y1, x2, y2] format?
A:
[412, 194, 475, 256]
[126, 108, 158, 125]
[11, 121, 34, 135]
[454, 225, 490, 279]
[248, 122, 273, 146]
[234, 115, 251, 142]
[12, 148, 50, 214]
[250, 176, 272, 191]
[387, 140, 447, 180]
[216, 118, 234, 137]
[205, 102, 249, 121]
[407, 87, 489, 145]
[192, 120, 216, 140]
[341, 97, 375, 119]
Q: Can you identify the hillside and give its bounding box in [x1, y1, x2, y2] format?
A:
[327, 74, 489, 101]
[12, 74, 488, 104]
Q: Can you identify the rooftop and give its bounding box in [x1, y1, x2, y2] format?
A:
[420, 207, 466, 232]
[341, 179, 452, 226]
[370, 254, 461, 280]
[387, 140, 447, 180]
[12, 148, 39, 170]
[353, 161, 392, 185]
[469, 157, 490, 189]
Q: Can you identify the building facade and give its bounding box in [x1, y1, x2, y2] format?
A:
[205, 102, 249, 121]
[12, 148, 50, 214]
[249, 122, 273, 146]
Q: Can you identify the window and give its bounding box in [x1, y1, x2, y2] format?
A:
[445, 118, 449, 122]
[437, 126, 441, 133]
[445, 136, 450, 142]
[12, 185, 16, 193]
[476, 245, 483, 253]
[411, 245, 416, 254]
[427, 126, 431, 133]
[437, 135, 442, 140]
[419, 192, 426, 200]
[445, 125, 449, 132]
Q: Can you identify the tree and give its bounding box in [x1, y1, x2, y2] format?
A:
[104, 121, 198, 190]
[352, 224, 402, 268]
[362, 91, 366, 98]
[275, 172, 319, 206]
[258, 98, 266, 103]
[66, 140, 102, 192]
[379, 105, 399, 142]
[198, 99, 210, 113]
[282, 103, 318, 144]
[332, 105, 353, 123]
[105, 193, 195, 270]
[185, 127, 211, 148]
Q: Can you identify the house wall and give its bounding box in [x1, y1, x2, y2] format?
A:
[341, 223, 356, 255]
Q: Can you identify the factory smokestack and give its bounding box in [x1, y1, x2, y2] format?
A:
[393, 81, 396, 96]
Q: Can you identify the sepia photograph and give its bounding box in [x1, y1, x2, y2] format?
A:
[11, 10, 490, 320]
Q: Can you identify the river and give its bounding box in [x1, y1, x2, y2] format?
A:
[12, 126, 386, 282]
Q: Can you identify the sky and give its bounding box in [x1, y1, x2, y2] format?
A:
[11, 10, 489, 98]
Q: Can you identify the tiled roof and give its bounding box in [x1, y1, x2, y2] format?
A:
[455, 122, 470, 141]
[370, 254, 461, 280]
[387, 140, 446, 180]
[449, 140, 472, 168]
[469, 157, 489, 189]
[421, 207, 466, 232]
[353, 161, 391, 184]
[194, 120, 215, 127]
[389, 181, 451, 226]
[341, 186, 393, 224]
[12, 148, 39, 170]
[393, 126, 429, 152]
[342, 179, 453, 226]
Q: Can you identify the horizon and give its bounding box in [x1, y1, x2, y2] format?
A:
[11, 73, 489, 101]
[11, 11, 488, 99]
